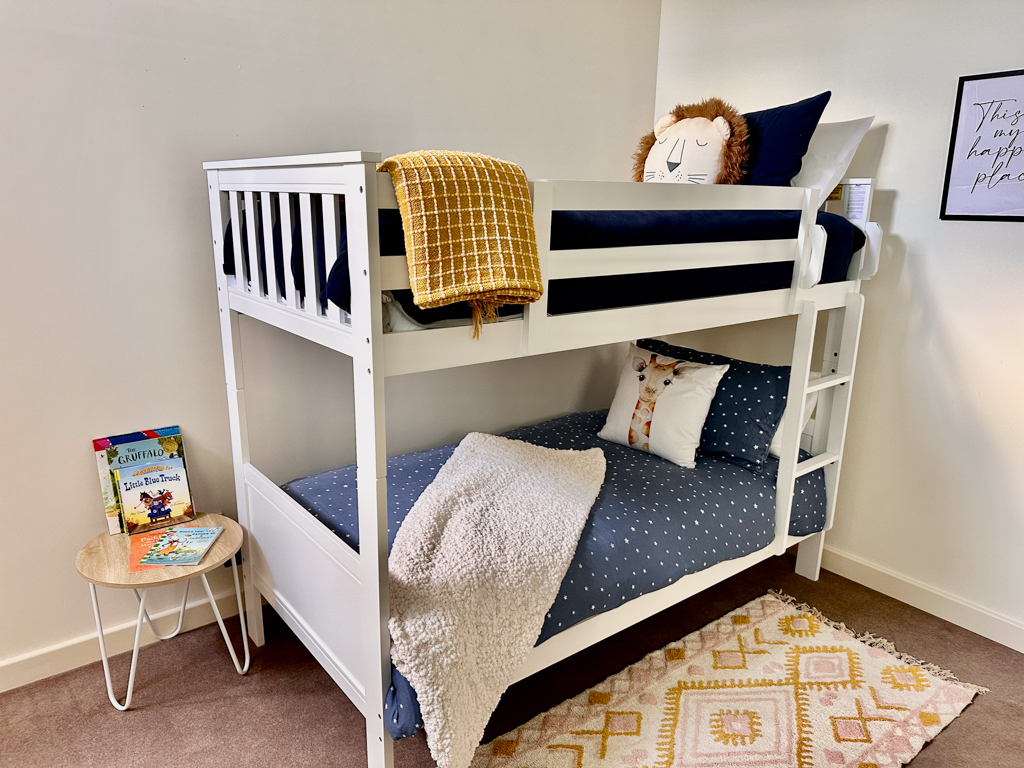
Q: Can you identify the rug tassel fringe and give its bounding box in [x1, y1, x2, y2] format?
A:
[767, 590, 989, 695]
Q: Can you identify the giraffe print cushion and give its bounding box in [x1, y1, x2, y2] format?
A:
[598, 344, 729, 468]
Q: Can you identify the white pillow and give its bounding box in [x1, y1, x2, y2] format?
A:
[599, 344, 729, 468]
[768, 371, 821, 458]
[791, 116, 874, 202]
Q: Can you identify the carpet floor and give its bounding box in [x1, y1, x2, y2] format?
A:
[1, 556, 1020, 767]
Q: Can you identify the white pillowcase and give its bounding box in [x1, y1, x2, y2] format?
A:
[791, 116, 874, 202]
[599, 344, 729, 468]
[768, 371, 821, 458]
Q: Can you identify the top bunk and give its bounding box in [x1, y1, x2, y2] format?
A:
[204, 152, 882, 377]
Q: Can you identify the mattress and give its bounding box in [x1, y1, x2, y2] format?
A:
[281, 410, 827, 739]
[224, 207, 865, 323]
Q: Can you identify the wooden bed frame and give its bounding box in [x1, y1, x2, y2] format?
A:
[202, 151, 882, 767]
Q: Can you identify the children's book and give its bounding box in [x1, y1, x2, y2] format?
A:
[128, 524, 199, 572]
[139, 527, 223, 567]
[115, 457, 195, 535]
[93, 427, 193, 535]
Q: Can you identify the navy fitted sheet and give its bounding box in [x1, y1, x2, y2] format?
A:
[281, 410, 826, 740]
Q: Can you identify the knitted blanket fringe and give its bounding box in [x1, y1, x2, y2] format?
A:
[378, 151, 543, 337]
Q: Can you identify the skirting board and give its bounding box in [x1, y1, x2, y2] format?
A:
[822, 544, 1024, 654]
[0, 589, 240, 694]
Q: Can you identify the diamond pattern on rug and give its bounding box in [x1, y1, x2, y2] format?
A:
[470, 594, 981, 768]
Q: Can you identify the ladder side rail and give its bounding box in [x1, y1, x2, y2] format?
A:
[773, 301, 818, 555]
[345, 162, 394, 768]
[788, 187, 820, 313]
[206, 171, 264, 646]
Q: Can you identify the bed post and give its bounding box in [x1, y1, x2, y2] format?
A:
[206, 171, 264, 646]
[345, 161, 394, 768]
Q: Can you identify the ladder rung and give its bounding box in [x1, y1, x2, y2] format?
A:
[795, 451, 840, 477]
[806, 372, 851, 392]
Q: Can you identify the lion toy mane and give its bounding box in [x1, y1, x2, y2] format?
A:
[632, 97, 748, 185]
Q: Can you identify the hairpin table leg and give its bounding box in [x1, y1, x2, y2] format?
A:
[199, 557, 250, 674]
[132, 581, 189, 640]
[90, 583, 147, 711]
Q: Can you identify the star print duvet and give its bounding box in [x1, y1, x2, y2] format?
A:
[281, 410, 827, 740]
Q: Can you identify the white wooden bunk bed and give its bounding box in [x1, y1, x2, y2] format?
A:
[203, 151, 882, 768]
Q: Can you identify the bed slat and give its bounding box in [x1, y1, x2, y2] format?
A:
[259, 192, 278, 301]
[243, 191, 262, 297]
[228, 192, 246, 291]
[321, 194, 343, 325]
[278, 194, 296, 309]
[298, 193, 318, 316]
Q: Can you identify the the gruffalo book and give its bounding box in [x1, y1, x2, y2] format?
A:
[93, 427, 189, 534]
[115, 457, 195, 535]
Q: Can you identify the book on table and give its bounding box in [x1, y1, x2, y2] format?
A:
[138, 527, 223, 567]
[92, 427, 195, 535]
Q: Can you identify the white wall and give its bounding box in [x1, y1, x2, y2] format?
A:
[657, 0, 1024, 646]
[0, 0, 660, 676]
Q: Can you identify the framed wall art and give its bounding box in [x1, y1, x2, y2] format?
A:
[940, 68, 1023, 221]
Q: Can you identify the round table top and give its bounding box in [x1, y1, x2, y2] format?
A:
[75, 513, 243, 589]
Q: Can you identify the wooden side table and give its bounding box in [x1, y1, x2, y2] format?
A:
[75, 513, 249, 710]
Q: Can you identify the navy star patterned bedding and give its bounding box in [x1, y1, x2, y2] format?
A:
[281, 410, 826, 740]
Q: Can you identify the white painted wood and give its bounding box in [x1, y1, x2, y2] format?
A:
[380, 255, 411, 290]
[545, 178, 807, 211]
[344, 162, 394, 768]
[806, 372, 851, 392]
[547, 239, 797, 280]
[795, 451, 840, 477]
[321, 194, 343, 325]
[384, 319, 524, 377]
[794, 531, 825, 581]
[788, 187, 819, 313]
[226, 291, 356, 358]
[243, 191, 261, 297]
[278, 193, 296, 308]
[799, 224, 827, 289]
[376, 172, 399, 209]
[228, 192, 246, 291]
[260, 192, 278, 301]
[204, 150, 381, 170]
[772, 301, 817, 556]
[298, 193, 318, 316]
[861, 222, 883, 280]
[206, 172, 263, 646]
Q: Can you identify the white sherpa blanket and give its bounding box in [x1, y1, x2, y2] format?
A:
[388, 432, 606, 768]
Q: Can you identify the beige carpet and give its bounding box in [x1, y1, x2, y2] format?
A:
[1, 556, 1020, 767]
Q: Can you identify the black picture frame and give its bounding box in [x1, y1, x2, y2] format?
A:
[939, 68, 1024, 222]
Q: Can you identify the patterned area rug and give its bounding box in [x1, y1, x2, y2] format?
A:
[471, 592, 985, 768]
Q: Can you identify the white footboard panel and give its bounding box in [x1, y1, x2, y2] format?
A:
[243, 464, 370, 716]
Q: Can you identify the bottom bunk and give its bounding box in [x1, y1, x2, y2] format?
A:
[281, 410, 827, 739]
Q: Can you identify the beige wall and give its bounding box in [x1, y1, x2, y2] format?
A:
[657, 0, 1024, 642]
[0, 0, 660, 665]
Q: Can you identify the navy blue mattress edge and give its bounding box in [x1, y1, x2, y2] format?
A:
[224, 208, 864, 324]
[281, 410, 827, 740]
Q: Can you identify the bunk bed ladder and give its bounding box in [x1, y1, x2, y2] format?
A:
[774, 290, 865, 578]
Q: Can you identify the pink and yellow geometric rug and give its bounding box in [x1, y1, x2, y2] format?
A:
[471, 592, 985, 768]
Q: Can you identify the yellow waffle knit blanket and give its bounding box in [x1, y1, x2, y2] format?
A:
[378, 151, 542, 336]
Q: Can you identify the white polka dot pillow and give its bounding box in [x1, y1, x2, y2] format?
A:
[598, 343, 729, 468]
[636, 338, 789, 471]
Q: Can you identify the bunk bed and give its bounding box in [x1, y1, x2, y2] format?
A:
[202, 151, 882, 768]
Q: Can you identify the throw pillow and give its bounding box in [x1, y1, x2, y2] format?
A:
[743, 91, 831, 186]
[791, 116, 874, 202]
[599, 344, 729, 469]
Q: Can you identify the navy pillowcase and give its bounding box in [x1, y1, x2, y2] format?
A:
[637, 338, 789, 471]
[743, 91, 831, 186]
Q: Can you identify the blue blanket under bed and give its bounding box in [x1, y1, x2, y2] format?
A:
[281, 410, 826, 740]
[224, 207, 865, 323]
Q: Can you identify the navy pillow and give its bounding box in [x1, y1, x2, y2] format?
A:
[637, 338, 789, 471]
[743, 91, 831, 186]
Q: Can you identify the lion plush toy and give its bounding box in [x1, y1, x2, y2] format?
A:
[632, 97, 748, 184]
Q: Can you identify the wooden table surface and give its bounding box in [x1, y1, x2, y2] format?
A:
[75, 513, 243, 589]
